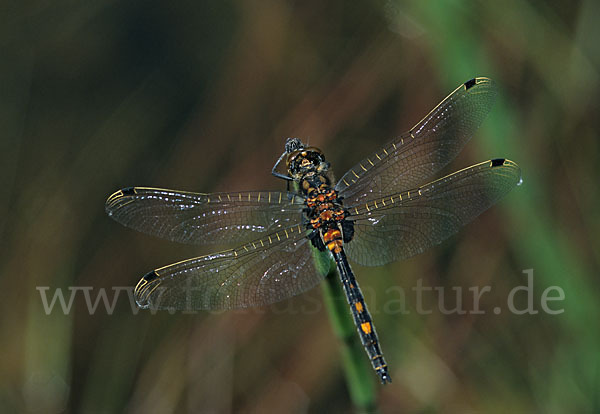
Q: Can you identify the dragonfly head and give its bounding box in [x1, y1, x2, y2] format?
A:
[286, 143, 330, 180]
[272, 138, 330, 182]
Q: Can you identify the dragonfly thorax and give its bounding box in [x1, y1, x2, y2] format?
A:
[299, 171, 355, 254]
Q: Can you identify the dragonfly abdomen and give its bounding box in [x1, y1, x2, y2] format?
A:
[333, 248, 391, 384]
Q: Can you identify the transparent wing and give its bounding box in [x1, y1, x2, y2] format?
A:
[336, 77, 497, 205]
[105, 187, 305, 245]
[134, 224, 327, 310]
[344, 159, 521, 266]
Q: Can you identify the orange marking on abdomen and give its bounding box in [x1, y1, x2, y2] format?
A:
[326, 240, 342, 253]
[320, 210, 333, 221]
[323, 229, 341, 243]
[361, 322, 372, 334]
[355, 302, 364, 313]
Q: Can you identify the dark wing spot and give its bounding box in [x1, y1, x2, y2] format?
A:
[142, 270, 159, 282]
[491, 158, 505, 167]
[464, 78, 477, 89]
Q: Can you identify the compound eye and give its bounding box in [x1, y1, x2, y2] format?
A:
[305, 150, 325, 166]
[286, 149, 309, 165]
[286, 151, 303, 172]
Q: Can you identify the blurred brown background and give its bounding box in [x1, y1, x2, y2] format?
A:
[1, 0, 599, 412]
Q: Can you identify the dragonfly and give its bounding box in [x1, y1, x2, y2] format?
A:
[105, 77, 521, 384]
